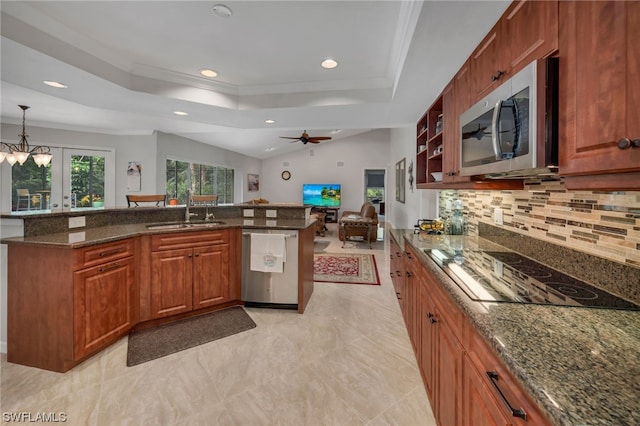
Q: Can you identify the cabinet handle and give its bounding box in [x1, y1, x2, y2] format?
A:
[396, 292, 402, 300]
[396, 271, 402, 277]
[428, 312, 437, 324]
[98, 262, 120, 273]
[491, 70, 505, 81]
[405, 251, 413, 259]
[99, 249, 122, 257]
[194, 253, 200, 257]
[446, 171, 457, 176]
[188, 254, 193, 258]
[617, 138, 640, 150]
[406, 271, 412, 278]
[486, 371, 527, 420]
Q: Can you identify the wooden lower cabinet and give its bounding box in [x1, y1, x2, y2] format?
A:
[73, 256, 136, 359]
[8, 239, 138, 372]
[463, 353, 514, 426]
[146, 229, 239, 320]
[436, 316, 464, 426]
[402, 244, 550, 426]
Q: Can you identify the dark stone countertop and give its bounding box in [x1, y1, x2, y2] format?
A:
[390, 229, 640, 426]
[1, 217, 316, 248]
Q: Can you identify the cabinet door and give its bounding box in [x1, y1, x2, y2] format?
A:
[74, 256, 136, 359]
[419, 283, 436, 399]
[503, 0, 558, 75]
[471, 21, 505, 100]
[436, 314, 464, 426]
[559, 1, 640, 176]
[193, 244, 230, 309]
[463, 354, 510, 426]
[150, 248, 193, 318]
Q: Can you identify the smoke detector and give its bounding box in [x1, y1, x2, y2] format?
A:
[212, 4, 232, 18]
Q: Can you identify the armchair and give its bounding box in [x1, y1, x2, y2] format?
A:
[338, 202, 379, 248]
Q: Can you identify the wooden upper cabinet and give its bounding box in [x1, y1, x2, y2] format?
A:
[443, 63, 474, 183]
[471, 22, 504, 100]
[559, 1, 640, 180]
[471, 0, 558, 102]
[503, 0, 558, 74]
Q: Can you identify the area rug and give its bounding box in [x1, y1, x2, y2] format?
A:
[314, 253, 380, 285]
[127, 306, 256, 366]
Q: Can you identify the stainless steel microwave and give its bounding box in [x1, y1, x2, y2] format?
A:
[459, 58, 558, 178]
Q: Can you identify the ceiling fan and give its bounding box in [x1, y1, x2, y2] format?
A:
[280, 130, 332, 145]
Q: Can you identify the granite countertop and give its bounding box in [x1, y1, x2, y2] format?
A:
[390, 229, 640, 426]
[1, 217, 316, 248]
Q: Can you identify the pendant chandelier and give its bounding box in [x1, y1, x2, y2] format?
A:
[0, 105, 52, 167]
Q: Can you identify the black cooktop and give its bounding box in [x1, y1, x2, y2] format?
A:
[427, 249, 639, 310]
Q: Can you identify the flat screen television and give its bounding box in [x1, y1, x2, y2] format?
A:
[302, 184, 341, 208]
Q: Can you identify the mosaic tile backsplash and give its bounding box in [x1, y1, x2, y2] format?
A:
[439, 178, 640, 268]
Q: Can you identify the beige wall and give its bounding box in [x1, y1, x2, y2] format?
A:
[439, 178, 640, 266]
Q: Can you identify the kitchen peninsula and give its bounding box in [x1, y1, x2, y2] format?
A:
[1, 204, 316, 372]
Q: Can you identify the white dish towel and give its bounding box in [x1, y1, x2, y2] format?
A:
[250, 233, 286, 273]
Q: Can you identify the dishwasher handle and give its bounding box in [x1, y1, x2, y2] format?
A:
[243, 232, 297, 239]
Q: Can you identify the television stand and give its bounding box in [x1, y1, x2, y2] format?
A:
[311, 207, 339, 223]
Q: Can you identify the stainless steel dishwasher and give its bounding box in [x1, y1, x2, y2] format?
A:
[241, 229, 298, 309]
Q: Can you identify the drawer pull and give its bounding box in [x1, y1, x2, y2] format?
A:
[99, 249, 122, 257]
[406, 271, 412, 278]
[98, 262, 120, 273]
[428, 312, 437, 324]
[486, 371, 527, 420]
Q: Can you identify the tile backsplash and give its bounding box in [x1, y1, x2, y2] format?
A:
[439, 178, 640, 268]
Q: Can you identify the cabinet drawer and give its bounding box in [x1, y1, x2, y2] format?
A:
[74, 239, 135, 270]
[151, 229, 230, 251]
[466, 329, 551, 425]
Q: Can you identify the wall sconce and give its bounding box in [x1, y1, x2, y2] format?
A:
[0, 105, 52, 167]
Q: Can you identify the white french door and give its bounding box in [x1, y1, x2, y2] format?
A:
[49, 147, 115, 212]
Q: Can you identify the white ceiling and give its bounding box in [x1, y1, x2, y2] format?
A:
[0, 1, 509, 159]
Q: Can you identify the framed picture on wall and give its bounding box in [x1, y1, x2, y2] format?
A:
[396, 158, 405, 204]
[248, 173, 259, 191]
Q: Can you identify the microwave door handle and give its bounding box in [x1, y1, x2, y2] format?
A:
[491, 100, 504, 160]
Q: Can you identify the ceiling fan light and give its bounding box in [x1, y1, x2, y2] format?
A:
[13, 151, 30, 165]
[321, 59, 338, 69]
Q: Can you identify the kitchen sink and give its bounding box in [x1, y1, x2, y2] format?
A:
[146, 220, 226, 230]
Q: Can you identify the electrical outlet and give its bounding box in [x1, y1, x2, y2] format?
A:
[68, 216, 86, 229]
[243, 209, 254, 217]
[266, 209, 277, 218]
[494, 208, 504, 225]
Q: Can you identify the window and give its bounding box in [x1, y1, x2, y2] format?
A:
[166, 159, 234, 205]
[11, 157, 51, 211]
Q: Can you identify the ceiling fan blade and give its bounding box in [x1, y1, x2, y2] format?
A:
[308, 140, 321, 144]
[280, 136, 302, 140]
[308, 136, 332, 142]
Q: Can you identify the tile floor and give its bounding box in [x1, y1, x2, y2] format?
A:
[1, 223, 436, 426]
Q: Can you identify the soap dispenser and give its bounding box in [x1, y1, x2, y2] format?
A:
[449, 199, 465, 235]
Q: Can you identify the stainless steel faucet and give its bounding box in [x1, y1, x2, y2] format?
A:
[185, 189, 197, 222]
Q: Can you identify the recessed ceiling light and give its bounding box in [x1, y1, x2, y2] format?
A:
[321, 59, 338, 69]
[212, 4, 232, 18]
[265, 147, 276, 152]
[265, 119, 275, 124]
[200, 69, 218, 78]
[43, 80, 67, 88]
[331, 129, 342, 134]
[173, 111, 189, 116]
